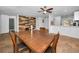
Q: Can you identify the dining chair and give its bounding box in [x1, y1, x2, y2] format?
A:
[50, 32, 60, 53]
[9, 31, 29, 53]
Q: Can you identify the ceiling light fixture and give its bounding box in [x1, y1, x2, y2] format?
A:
[38, 6, 53, 14]
[43, 11, 47, 14]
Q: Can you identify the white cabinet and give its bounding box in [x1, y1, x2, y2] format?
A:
[0, 15, 9, 34]
[74, 11, 79, 20]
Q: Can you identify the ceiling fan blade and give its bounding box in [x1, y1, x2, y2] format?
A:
[47, 8, 53, 11]
[47, 10, 52, 13]
[40, 8, 45, 11]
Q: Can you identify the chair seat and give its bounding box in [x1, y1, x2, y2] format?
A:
[18, 43, 29, 52]
[9, 32, 30, 53]
[18, 43, 26, 48]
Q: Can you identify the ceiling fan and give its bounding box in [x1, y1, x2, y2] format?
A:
[38, 6, 53, 14]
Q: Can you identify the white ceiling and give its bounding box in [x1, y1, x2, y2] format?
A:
[0, 6, 79, 17]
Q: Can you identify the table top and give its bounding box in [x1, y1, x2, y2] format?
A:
[15, 30, 54, 53]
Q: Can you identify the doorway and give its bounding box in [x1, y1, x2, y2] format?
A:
[9, 18, 15, 32]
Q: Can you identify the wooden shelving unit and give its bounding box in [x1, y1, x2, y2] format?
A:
[19, 16, 36, 31]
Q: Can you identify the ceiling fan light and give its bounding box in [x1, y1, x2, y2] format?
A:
[43, 11, 47, 14]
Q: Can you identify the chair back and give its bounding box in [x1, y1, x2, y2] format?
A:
[50, 32, 60, 52]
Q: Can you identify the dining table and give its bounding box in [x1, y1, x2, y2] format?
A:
[15, 30, 54, 53]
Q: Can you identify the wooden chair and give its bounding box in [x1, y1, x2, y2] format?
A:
[50, 32, 60, 53]
[9, 31, 29, 53]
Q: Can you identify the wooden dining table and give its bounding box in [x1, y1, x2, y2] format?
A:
[15, 30, 54, 53]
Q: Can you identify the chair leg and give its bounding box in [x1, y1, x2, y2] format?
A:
[13, 48, 16, 53]
[29, 49, 31, 53]
[51, 48, 56, 53]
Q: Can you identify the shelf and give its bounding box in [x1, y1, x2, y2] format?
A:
[19, 16, 36, 31]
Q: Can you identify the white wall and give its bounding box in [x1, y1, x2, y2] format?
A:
[44, 17, 49, 29]
[0, 14, 19, 34]
[54, 16, 61, 26]
[36, 17, 49, 30]
[0, 14, 9, 34]
[48, 15, 62, 32]
[48, 14, 54, 33]
[16, 14, 19, 32]
[36, 17, 42, 30]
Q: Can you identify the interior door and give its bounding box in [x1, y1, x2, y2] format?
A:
[9, 18, 14, 32]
